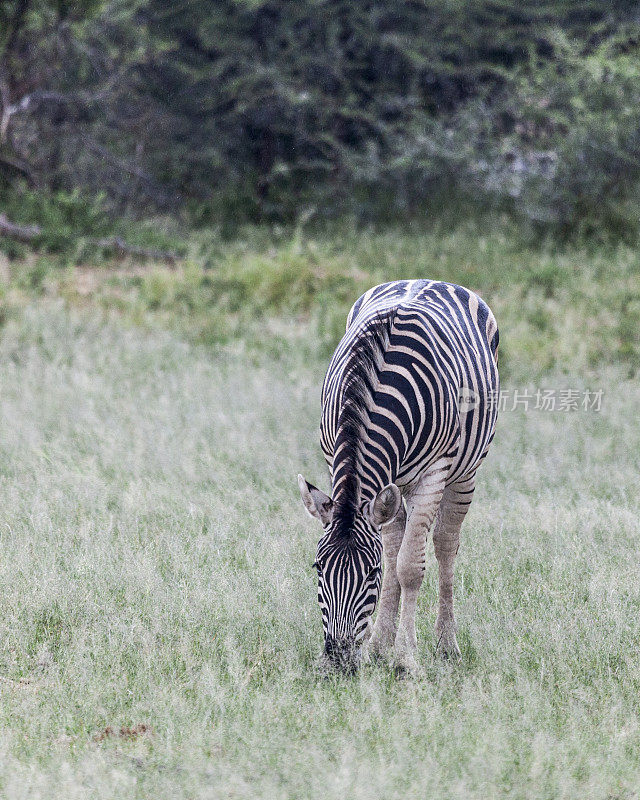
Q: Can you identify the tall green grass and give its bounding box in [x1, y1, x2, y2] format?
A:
[0, 290, 638, 797]
[3, 221, 640, 381]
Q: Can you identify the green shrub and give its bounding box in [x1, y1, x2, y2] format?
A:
[0, 188, 112, 254]
[0, 187, 185, 259]
[485, 38, 640, 243]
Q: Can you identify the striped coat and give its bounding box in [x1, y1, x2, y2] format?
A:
[299, 280, 499, 671]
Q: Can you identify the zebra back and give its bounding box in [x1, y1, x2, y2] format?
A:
[320, 280, 499, 506]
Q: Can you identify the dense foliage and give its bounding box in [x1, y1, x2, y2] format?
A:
[1, 1, 640, 238]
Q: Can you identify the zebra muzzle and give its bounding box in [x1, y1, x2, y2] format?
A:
[322, 635, 360, 673]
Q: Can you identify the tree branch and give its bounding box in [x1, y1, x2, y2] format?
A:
[0, 213, 180, 264]
[0, 72, 11, 142]
[4, 67, 134, 122]
[92, 237, 178, 265]
[0, 213, 41, 242]
[0, 151, 37, 185]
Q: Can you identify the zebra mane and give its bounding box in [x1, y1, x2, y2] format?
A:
[331, 311, 393, 540]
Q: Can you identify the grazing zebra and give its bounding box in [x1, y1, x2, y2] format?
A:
[298, 280, 499, 672]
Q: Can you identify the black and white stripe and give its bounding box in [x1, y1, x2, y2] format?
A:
[309, 280, 499, 664]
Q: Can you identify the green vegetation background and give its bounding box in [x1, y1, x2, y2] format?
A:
[2, 1, 640, 243]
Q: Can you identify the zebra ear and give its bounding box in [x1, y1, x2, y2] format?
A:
[298, 475, 333, 526]
[369, 484, 402, 527]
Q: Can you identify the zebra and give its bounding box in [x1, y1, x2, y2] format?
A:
[298, 279, 499, 673]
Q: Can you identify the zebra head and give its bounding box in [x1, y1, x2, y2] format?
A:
[298, 474, 402, 672]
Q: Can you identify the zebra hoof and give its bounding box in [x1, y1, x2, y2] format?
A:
[392, 647, 422, 677]
[394, 657, 422, 678]
[437, 646, 461, 662]
[435, 626, 461, 662]
[366, 633, 394, 662]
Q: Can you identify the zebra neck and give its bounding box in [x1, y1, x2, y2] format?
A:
[331, 457, 391, 511]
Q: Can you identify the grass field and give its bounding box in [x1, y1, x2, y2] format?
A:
[1, 228, 640, 798]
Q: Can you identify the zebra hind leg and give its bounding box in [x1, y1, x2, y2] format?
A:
[367, 501, 407, 659]
[432, 475, 475, 661]
[393, 461, 449, 674]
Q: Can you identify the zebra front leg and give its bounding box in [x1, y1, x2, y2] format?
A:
[394, 461, 449, 673]
[432, 476, 475, 660]
[368, 501, 407, 657]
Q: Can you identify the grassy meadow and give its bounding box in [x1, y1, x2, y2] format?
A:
[0, 225, 639, 798]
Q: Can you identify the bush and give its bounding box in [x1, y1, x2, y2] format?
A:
[477, 37, 640, 242]
[0, 186, 184, 259]
[2, 2, 640, 241]
[0, 188, 112, 255]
